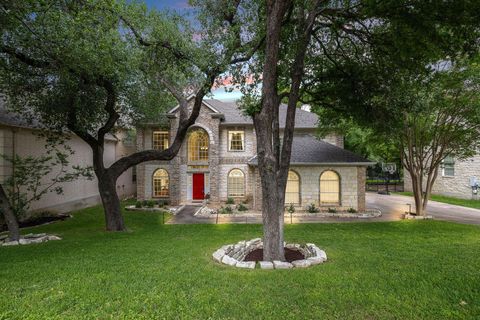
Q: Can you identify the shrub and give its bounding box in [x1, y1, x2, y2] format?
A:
[327, 207, 337, 213]
[157, 200, 167, 208]
[146, 200, 155, 208]
[142, 200, 148, 207]
[347, 207, 357, 213]
[306, 203, 319, 213]
[237, 203, 248, 211]
[286, 203, 295, 214]
[219, 205, 233, 214]
[226, 197, 235, 204]
[135, 201, 142, 208]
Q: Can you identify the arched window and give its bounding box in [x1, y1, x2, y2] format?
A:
[285, 170, 300, 205]
[153, 169, 169, 197]
[320, 170, 340, 205]
[228, 169, 245, 197]
[188, 129, 209, 162]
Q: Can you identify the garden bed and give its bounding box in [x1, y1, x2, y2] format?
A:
[197, 205, 381, 219]
[0, 213, 71, 232]
[212, 238, 327, 269]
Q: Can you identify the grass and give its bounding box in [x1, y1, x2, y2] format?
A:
[1, 205, 480, 319]
[395, 192, 480, 209]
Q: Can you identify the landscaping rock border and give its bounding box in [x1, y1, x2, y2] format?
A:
[198, 206, 381, 219]
[212, 238, 327, 269]
[404, 214, 433, 220]
[1, 233, 62, 247]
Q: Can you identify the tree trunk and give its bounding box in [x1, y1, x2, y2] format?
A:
[97, 173, 125, 231]
[0, 183, 20, 241]
[409, 171, 424, 216]
[260, 169, 286, 261]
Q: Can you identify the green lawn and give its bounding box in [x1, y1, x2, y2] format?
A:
[395, 192, 480, 209]
[1, 205, 480, 319]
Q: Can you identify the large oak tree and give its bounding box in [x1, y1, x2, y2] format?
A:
[232, 0, 480, 260]
[0, 0, 257, 231]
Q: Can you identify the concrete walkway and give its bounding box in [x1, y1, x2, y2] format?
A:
[167, 193, 480, 225]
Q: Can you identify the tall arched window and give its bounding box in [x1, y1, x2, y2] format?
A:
[188, 129, 209, 162]
[228, 169, 245, 197]
[320, 170, 340, 205]
[153, 169, 169, 197]
[285, 170, 300, 205]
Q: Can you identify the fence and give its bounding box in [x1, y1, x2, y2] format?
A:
[366, 180, 404, 193]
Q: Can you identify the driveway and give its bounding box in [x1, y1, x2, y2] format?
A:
[367, 192, 480, 225]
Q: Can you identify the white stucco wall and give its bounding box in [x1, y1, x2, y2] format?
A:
[0, 126, 136, 215]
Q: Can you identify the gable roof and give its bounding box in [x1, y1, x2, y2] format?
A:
[168, 97, 319, 128]
[248, 135, 373, 166]
[205, 99, 319, 128]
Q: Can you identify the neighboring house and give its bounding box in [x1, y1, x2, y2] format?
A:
[404, 155, 480, 199]
[136, 98, 373, 211]
[0, 106, 136, 215]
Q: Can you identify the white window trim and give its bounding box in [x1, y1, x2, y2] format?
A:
[228, 130, 245, 152]
[441, 157, 455, 177]
[227, 169, 245, 197]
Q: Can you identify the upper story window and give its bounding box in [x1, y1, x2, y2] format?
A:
[442, 155, 455, 177]
[188, 128, 209, 162]
[153, 131, 169, 151]
[228, 130, 245, 151]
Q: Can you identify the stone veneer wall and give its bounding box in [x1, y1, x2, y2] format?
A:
[404, 154, 480, 200]
[135, 101, 365, 209]
[357, 166, 366, 212]
[253, 165, 364, 211]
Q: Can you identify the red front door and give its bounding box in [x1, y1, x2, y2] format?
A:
[192, 173, 205, 200]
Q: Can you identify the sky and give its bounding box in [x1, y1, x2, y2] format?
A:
[143, 0, 191, 11]
[141, 0, 244, 102]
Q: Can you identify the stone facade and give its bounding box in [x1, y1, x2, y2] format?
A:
[136, 99, 368, 211]
[404, 154, 480, 199]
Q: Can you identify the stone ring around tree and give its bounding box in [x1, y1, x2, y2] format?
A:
[212, 238, 327, 269]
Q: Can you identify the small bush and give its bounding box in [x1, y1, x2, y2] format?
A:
[142, 200, 148, 207]
[226, 197, 235, 204]
[219, 205, 233, 214]
[306, 203, 319, 213]
[146, 200, 155, 208]
[157, 200, 168, 208]
[347, 207, 357, 213]
[237, 203, 248, 211]
[135, 201, 142, 208]
[327, 207, 337, 213]
[286, 203, 295, 214]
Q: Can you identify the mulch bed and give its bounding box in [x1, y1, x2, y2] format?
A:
[0, 214, 70, 232]
[244, 247, 305, 262]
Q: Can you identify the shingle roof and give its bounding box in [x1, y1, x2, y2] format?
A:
[204, 99, 319, 128]
[0, 98, 118, 141]
[0, 98, 41, 129]
[248, 135, 372, 165]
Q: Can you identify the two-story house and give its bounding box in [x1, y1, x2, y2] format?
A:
[136, 98, 372, 211]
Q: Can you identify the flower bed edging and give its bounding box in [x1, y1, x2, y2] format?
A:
[212, 238, 327, 269]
